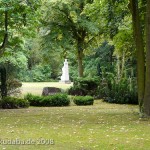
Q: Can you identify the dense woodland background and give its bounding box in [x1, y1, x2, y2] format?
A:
[0, 0, 150, 117]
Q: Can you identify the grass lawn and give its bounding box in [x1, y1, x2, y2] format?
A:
[21, 82, 73, 95]
[0, 82, 150, 150]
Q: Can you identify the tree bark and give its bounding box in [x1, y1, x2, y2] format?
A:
[117, 56, 121, 80]
[0, 10, 8, 55]
[143, 0, 150, 117]
[77, 29, 86, 77]
[0, 67, 7, 98]
[129, 0, 145, 113]
[121, 52, 125, 78]
[0, 9, 8, 98]
[77, 44, 84, 77]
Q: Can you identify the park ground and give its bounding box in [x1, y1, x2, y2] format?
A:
[0, 82, 150, 150]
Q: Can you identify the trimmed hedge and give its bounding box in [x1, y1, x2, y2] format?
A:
[0, 97, 29, 109]
[25, 93, 70, 107]
[24, 94, 43, 106]
[68, 77, 99, 96]
[73, 96, 94, 106]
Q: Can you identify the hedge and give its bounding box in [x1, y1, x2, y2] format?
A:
[24, 93, 70, 107]
[73, 96, 94, 106]
[0, 97, 29, 109]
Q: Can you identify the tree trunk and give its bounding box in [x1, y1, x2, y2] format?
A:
[129, 0, 145, 113]
[0, 67, 7, 98]
[77, 49, 84, 77]
[143, 0, 150, 117]
[0, 10, 8, 55]
[121, 51, 125, 78]
[77, 36, 84, 77]
[117, 56, 121, 80]
[0, 9, 8, 98]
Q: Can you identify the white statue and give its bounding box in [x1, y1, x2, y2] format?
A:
[60, 59, 71, 83]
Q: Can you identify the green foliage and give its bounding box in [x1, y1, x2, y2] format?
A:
[22, 35, 62, 81]
[49, 94, 70, 106]
[84, 0, 129, 39]
[84, 41, 115, 77]
[113, 15, 134, 59]
[0, 97, 29, 109]
[40, 0, 99, 77]
[69, 61, 78, 80]
[0, 0, 142, 107]
[0, 0, 41, 37]
[99, 77, 138, 104]
[7, 78, 22, 96]
[0, 50, 28, 70]
[24, 93, 43, 106]
[25, 93, 70, 107]
[18, 64, 52, 82]
[68, 77, 99, 96]
[73, 95, 94, 106]
[0, 0, 41, 47]
[0, 0, 42, 97]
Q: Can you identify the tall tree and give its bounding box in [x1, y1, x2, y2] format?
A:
[0, 66, 7, 97]
[41, 0, 99, 77]
[129, 0, 145, 113]
[143, 0, 150, 116]
[0, 0, 41, 97]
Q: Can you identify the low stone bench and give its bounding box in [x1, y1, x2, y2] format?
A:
[42, 87, 62, 96]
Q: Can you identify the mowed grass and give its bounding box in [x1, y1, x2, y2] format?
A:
[21, 82, 73, 95]
[0, 82, 150, 150]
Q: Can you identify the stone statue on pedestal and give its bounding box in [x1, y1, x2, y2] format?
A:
[60, 59, 71, 83]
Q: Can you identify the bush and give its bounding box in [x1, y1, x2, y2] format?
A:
[73, 96, 94, 106]
[24, 93, 43, 106]
[68, 77, 99, 96]
[7, 78, 22, 96]
[25, 93, 70, 107]
[100, 77, 138, 104]
[51, 94, 70, 106]
[0, 97, 29, 109]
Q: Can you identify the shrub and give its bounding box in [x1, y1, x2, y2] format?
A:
[0, 97, 29, 109]
[73, 96, 94, 106]
[100, 77, 138, 104]
[51, 93, 70, 106]
[24, 93, 43, 106]
[68, 77, 99, 96]
[7, 78, 22, 96]
[25, 93, 70, 107]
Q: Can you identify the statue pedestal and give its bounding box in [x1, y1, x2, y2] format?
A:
[60, 59, 71, 84]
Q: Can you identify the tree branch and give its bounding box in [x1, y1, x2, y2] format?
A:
[0, 10, 8, 55]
